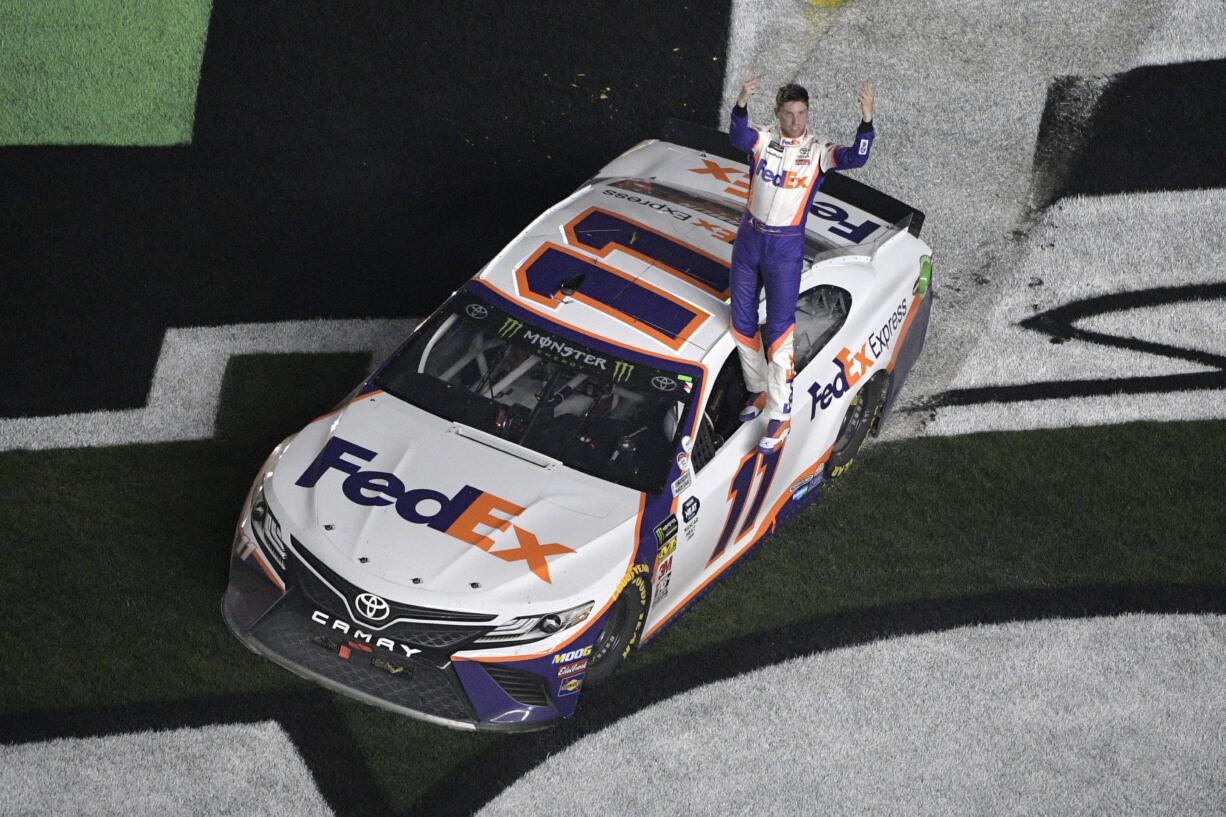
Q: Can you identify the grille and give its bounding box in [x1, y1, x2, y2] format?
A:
[288, 538, 493, 652]
[251, 593, 476, 723]
[485, 666, 551, 708]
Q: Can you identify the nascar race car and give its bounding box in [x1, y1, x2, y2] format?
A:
[222, 121, 933, 731]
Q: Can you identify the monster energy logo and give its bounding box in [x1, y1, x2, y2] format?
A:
[612, 361, 635, 383]
[499, 318, 523, 338]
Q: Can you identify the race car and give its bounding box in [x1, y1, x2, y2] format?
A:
[222, 120, 934, 731]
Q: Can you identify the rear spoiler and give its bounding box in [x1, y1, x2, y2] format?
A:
[661, 118, 925, 238]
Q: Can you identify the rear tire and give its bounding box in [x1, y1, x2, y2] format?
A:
[584, 568, 649, 686]
[825, 373, 888, 479]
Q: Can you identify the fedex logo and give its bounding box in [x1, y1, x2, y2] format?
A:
[295, 436, 573, 583]
[687, 160, 882, 243]
[754, 158, 810, 190]
[808, 298, 910, 416]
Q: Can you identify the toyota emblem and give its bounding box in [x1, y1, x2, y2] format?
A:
[355, 592, 390, 621]
[465, 303, 489, 320]
[651, 375, 677, 392]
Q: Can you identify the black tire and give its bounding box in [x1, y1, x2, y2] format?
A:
[584, 567, 650, 686]
[824, 373, 888, 479]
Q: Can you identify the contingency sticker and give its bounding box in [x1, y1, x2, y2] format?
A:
[682, 495, 700, 539]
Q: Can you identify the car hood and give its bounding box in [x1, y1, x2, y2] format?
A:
[268, 391, 643, 612]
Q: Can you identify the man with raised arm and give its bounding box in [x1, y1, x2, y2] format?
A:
[729, 74, 875, 454]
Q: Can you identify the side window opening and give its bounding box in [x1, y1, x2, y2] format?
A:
[691, 352, 749, 472]
[794, 285, 851, 372]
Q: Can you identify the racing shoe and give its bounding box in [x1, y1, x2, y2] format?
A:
[739, 391, 767, 422]
[758, 418, 790, 455]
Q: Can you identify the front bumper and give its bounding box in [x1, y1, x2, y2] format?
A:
[221, 543, 578, 732]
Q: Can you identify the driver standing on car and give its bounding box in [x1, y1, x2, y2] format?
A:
[729, 73, 875, 453]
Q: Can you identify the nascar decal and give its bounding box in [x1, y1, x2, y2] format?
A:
[808, 297, 910, 416]
[686, 160, 882, 244]
[295, 436, 574, 582]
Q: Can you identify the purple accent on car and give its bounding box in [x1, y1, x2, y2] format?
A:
[570, 209, 730, 294]
[880, 289, 932, 425]
[452, 659, 565, 727]
[521, 247, 701, 340]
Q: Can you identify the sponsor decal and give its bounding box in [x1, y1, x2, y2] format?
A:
[600, 188, 692, 221]
[671, 470, 692, 496]
[653, 555, 673, 602]
[465, 303, 489, 320]
[612, 361, 635, 383]
[753, 157, 810, 190]
[682, 495, 700, 523]
[676, 452, 691, 472]
[809, 201, 882, 244]
[652, 375, 678, 392]
[296, 437, 574, 582]
[789, 473, 818, 501]
[310, 610, 423, 658]
[558, 676, 584, 696]
[695, 218, 736, 244]
[795, 159, 811, 166]
[552, 645, 592, 665]
[808, 297, 909, 416]
[654, 515, 679, 549]
[653, 515, 679, 602]
[520, 327, 609, 369]
[556, 659, 588, 678]
[498, 317, 522, 338]
[768, 140, 783, 151]
[354, 592, 390, 622]
[858, 138, 869, 155]
[686, 161, 881, 243]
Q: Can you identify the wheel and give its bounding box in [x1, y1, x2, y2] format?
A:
[824, 373, 888, 479]
[584, 566, 650, 685]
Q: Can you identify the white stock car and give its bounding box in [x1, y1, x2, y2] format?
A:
[222, 122, 934, 731]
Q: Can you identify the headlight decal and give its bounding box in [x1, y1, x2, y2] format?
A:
[473, 601, 594, 646]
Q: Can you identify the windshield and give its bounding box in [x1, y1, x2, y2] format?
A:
[374, 291, 697, 493]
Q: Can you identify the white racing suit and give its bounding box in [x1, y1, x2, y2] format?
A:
[729, 105, 875, 422]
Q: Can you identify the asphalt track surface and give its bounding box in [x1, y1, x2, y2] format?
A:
[2, 1, 1225, 815]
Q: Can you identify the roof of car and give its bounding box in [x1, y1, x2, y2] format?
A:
[474, 140, 900, 363]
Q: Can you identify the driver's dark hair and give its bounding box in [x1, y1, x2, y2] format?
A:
[775, 83, 809, 110]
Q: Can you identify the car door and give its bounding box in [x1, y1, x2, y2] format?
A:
[643, 284, 853, 638]
[644, 342, 783, 631]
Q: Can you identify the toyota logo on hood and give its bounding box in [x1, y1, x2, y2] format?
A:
[355, 592, 390, 622]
